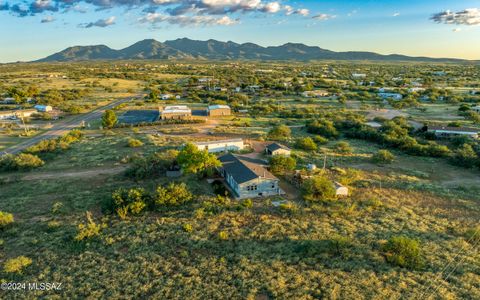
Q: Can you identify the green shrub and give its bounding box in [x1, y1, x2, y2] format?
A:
[183, 223, 194, 233]
[218, 231, 229, 240]
[302, 176, 336, 202]
[14, 153, 45, 170]
[0, 211, 14, 229]
[306, 119, 339, 138]
[128, 138, 144, 148]
[268, 124, 291, 141]
[26, 130, 83, 154]
[3, 256, 32, 274]
[383, 236, 423, 270]
[125, 150, 179, 180]
[334, 141, 353, 154]
[451, 144, 477, 168]
[75, 211, 104, 241]
[295, 137, 317, 151]
[279, 201, 298, 214]
[0, 154, 45, 171]
[241, 199, 253, 209]
[155, 182, 193, 207]
[112, 188, 150, 217]
[371, 150, 395, 164]
[269, 155, 296, 175]
[313, 135, 329, 145]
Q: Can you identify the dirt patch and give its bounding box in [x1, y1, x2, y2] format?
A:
[20, 165, 127, 181]
[366, 109, 408, 120]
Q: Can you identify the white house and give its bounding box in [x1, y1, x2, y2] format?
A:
[378, 92, 403, 100]
[34, 105, 53, 112]
[408, 87, 425, 93]
[0, 109, 36, 120]
[160, 94, 173, 100]
[301, 90, 329, 98]
[160, 105, 192, 120]
[427, 126, 479, 139]
[0, 97, 15, 104]
[194, 138, 244, 153]
[473, 106, 480, 113]
[352, 73, 366, 79]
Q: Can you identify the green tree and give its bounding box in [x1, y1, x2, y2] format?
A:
[155, 182, 193, 207]
[452, 144, 477, 167]
[296, 137, 317, 151]
[383, 236, 423, 270]
[177, 143, 221, 175]
[102, 110, 118, 129]
[269, 155, 296, 175]
[334, 141, 353, 154]
[302, 175, 336, 202]
[372, 150, 395, 164]
[268, 125, 291, 141]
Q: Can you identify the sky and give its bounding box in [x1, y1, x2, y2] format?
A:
[0, 0, 480, 62]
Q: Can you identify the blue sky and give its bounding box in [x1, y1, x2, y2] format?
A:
[1, 0, 480, 62]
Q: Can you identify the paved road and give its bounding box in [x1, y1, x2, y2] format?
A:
[2, 96, 136, 156]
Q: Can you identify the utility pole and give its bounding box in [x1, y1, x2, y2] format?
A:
[20, 116, 28, 135]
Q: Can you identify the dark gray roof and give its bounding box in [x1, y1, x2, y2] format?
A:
[428, 126, 479, 133]
[219, 153, 278, 184]
[266, 142, 290, 152]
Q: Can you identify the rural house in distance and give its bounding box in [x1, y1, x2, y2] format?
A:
[207, 105, 231, 116]
[160, 105, 192, 120]
[218, 153, 283, 199]
[427, 126, 479, 139]
[265, 142, 291, 156]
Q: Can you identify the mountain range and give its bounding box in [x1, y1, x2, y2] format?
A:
[35, 38, 472, 63]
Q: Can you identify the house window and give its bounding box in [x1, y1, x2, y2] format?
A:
[247, 185, 258, 191]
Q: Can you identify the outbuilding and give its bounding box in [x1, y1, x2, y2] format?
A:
[160, 105, 192, 120]
[334, 182, 349, 197]
[427, 126, 479, 139]
[207, 105, 231, 117]
[34, 105, 53, 112]
[265, 143, 291, 156]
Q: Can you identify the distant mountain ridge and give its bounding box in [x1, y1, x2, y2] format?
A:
[36, 38, 472, 63]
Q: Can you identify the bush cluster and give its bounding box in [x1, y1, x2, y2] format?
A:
[0, 153, 44, 172]
[25, 130, 83, 154]
[0, 211, 14, 229]
[110, 182, 193, 218]
[382, 236, 423, 270]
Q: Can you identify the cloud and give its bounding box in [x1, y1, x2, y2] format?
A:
[41, 15, 55, 22]
[312, 13, 335, 21]
[284, 5, 309, 16]
[1, 0, 308, 28]
[260, 2, 280, 14]
[30, 0, 57, 13]
[431, 8, 480, 26]
[139, 12, 238, 26]
[82, 16, 116, 28]
[453, 28, 461, 32]
[393, 12, 400, 17]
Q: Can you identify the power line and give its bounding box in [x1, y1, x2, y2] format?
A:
[418, 226, 480, 299]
